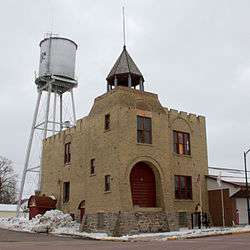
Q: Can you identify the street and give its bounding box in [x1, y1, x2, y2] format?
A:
[0, 229, 250, 250]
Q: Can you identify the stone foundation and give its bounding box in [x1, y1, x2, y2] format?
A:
[80, 211, 192, 236]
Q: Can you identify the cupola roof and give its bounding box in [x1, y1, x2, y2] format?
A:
[106, 46, 144, 87]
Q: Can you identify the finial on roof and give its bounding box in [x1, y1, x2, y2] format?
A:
[122, 6, 126, 47]
[106, 6, 144, 92]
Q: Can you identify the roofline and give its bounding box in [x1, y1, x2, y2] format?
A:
[39, 37, 78, 49]
[206, 175, 243, 188]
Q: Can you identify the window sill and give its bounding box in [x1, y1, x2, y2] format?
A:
[174, 199, 193, 202]
[104, 128, 111, 133]
[133, 207, 162, 212]
[104, 191, 111, 194]
[173, 153, 192, 159]
[64, 163, 71, 167]
[90, 173, 96, 177]
[136, 143, 153, 147]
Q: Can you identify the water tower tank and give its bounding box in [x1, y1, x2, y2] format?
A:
[38, 37, 78, 81]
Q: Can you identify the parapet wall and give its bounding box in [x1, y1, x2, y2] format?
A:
[165, 108, 205, 123]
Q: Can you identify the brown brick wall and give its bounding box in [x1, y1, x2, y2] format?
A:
[41, 86, 209, 232]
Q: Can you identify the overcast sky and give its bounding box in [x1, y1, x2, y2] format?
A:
[1, 0, 250, 192]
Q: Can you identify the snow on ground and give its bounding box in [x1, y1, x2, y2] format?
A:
[0, 210, 250, 241]
[0, 210, 108, 239]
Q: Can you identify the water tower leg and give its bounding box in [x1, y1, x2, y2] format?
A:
[16, 91, 42, 217]
[70, 89, 76, 125]
[52, 92, 57, 135]
[59, 94, 63, 131]
[43, 83, 52, 139]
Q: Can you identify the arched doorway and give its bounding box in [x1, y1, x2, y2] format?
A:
[130, 162, 156, 207]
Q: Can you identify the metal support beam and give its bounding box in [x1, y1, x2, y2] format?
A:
[52, 92, 57, 135]
[59, 94, 63, 131]
[43, 83, 52, 139]
[70, 89, 76, 125]
[35, 127, 61, 132]
[16, 91, 42, 216]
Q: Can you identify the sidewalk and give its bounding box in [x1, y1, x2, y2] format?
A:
[1, 211, 250, 242]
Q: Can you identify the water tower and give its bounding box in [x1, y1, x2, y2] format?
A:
[17, 35, 78, 214]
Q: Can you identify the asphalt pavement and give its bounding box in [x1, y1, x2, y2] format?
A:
[0, 228, 250, 250]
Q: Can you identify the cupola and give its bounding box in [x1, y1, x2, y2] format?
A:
[106, 45, 144, 92]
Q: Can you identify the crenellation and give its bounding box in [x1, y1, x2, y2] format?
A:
[179, 111, 188, 119]
[187, 113, 198, 122]
[197, 115, 206, 124]
[169, 109, 179, 116]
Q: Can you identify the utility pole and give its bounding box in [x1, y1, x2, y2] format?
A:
[244, 150, 250, 224]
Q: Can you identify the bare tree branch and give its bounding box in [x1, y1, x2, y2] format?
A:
[0, 156, 17, 204]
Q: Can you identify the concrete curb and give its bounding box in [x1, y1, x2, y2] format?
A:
[162, 229, 250, 241]
[56, 229, 250, 242]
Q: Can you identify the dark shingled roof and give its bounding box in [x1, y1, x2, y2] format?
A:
[106, 46, 144, 86]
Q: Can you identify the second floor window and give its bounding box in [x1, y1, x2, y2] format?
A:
[173, 131, 190, 155]
[175, 175, 192, 200]
[104, 175, 111, 192]
[63, 181, 70, 203]
[64, 142, 71, 164]
[105, 114, 110, 130]
[137, 116, 152, 144]
[90, 159, 95, 175]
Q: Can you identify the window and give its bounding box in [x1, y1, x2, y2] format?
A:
[64, 142, 71, 164]
[63, 182, 70, 203]
[97, 212, 104, 229]
[104, 175, 111, 192]
[179, 212, 188, 226]
[104, 114, 110, 130]
[175, 175, 192, 199]
[173, 131, 190, 155]
[90, 159, 95, 175]
[137, 116, 152, 144]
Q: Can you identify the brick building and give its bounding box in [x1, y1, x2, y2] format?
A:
[40, 45, 209, 235]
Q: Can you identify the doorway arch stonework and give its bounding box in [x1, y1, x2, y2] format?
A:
[126, 156, 165, 210]
[130, 162, 156, 207]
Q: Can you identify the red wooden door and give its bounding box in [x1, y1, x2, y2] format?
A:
[80, 208, 85, 223]
[130, 162, 156, 207]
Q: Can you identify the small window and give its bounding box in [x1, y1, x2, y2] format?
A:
[63, 182, 70, 203]
[179, 212, 188, 227]
[173, 131, 190, 155]
[64, 142, 71, 164]
[175, 175, 192, 200]
[97, 212, 104, 229]
[90, 159, 95, 175]
[104, 175, 111, 192]
[105, 114, 110, 130]
[137, 116, 152, 144]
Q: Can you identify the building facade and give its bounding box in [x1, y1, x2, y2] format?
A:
[207, 176, 250, 226]
[41, 46, 209, 235]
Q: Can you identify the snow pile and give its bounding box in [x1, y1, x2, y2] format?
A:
[0, 210, 77, 233]
[0, 214, 40, 232]
[0, 210, 109, 239]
